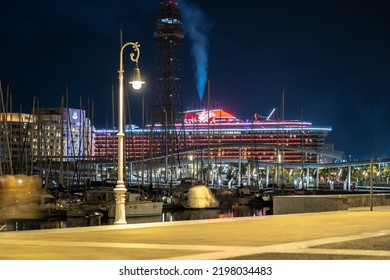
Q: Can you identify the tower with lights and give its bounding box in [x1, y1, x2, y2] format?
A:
[151, 1, 186, 182]
[153, 0, 185, 123]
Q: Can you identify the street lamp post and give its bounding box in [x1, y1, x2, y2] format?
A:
[115, 41, 144, 225]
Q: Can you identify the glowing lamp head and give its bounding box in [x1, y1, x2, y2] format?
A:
[129, 66, 145, 90]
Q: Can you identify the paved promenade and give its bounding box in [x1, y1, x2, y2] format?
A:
[1, 206, 390, 260]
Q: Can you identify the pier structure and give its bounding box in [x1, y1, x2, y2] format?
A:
[1, 206, 390, 260]
[33, 144, 390, 194]
[123, 149, 390, 192]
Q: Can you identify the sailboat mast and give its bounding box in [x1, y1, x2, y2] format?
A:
[111, 85, 115, 129]
[281, 87, 285, 185]
[8, 87, 13, 173]
[301, 107, 304, 189]
[1, 82, 14, 175]
[66, 87, 70, 186]
[30, 97, 36, 175]
[59, 95, 64, 186]
[207, 80, 210, 168]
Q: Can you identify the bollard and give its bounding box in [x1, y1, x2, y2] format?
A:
[85, 211, 103, 226]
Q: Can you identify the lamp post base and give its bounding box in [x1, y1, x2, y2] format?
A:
[114, 184, 127, 224]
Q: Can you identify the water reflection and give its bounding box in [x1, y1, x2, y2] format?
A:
[0, 206, 272, 231]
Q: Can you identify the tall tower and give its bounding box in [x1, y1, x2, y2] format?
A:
[151, 1, 186, 182]
[153, 1, 185, 123]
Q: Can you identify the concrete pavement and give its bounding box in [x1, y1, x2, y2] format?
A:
[1, 206, 390, 260]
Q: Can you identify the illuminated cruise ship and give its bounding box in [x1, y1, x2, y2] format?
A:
[94, 107, 332, 164]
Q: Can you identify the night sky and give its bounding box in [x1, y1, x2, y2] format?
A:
[0, 0, 389, 160]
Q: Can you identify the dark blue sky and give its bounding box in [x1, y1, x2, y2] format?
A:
[0, 0, 389, 160]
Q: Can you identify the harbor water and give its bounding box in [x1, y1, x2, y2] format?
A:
[0, 205, 272, 231]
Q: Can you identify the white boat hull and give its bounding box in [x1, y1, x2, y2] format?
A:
[108, 201, 163, 218]
[180, 185, 219, 209]
[63, 187, 163, 218]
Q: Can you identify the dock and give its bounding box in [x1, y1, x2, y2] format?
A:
[0, 206, 390, 260]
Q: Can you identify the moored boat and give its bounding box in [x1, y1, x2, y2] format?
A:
[180, 184, 219, 209]
[107, 199, 163, 218]
[65, 187, 163, 218]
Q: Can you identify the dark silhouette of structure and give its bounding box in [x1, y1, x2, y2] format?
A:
[153, 1, 185, 123]
[151, 1, 186, 181]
